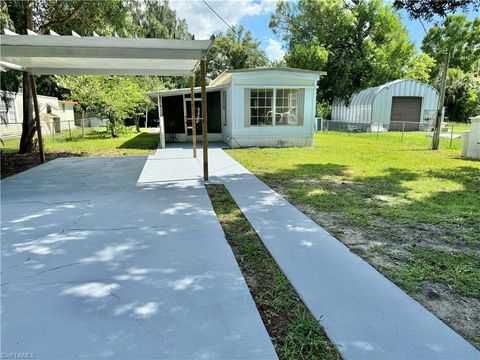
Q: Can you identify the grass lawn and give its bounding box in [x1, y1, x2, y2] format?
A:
[227, 128, 480, 349]
[1, 128, 159, 178]
[1, 128, 159, 156]
[207, 185, 340, 360]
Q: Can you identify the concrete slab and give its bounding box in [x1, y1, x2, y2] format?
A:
[142, 146, 479, 359]
[1, 156, 276, 359]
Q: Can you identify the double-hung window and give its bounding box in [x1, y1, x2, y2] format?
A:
[275, 89, 298, 125]
[246, 88, 303, 127]
[250, 89, 273, 126]
[0, 96, 17, 124]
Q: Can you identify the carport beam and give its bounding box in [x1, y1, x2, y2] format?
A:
[200, 59, 208, 181]
[190, 75, 197, 158]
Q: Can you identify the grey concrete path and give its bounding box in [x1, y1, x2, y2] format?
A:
[140, 144, 480, 360]
[1, 156, 276, 359]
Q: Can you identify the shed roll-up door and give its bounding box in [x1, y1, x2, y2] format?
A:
[390, 96, 422, 131]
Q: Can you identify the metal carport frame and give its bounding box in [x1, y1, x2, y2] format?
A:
[0, 33, 213, 180]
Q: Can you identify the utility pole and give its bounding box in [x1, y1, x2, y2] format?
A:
[432, 51, 450, 150]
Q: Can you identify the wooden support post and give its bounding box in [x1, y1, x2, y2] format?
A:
[145, 106, 148, 129]
[68, 119, 72, 140]
[200, 59, 208, 180]
[157, 95, 165, 149]
[190, 75, 197, 158]
[29, 74, 45, 163]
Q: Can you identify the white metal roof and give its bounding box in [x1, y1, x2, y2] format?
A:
[211, 67, 326, 86]
[332, 79, 438, 108]
[147, 84, 227, 98]
[331, 79, 440, 124]
[0, 35, 213, 76]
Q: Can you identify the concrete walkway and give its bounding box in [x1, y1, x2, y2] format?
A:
[140, 144, 480, 359]
[1, 156, 276, 359]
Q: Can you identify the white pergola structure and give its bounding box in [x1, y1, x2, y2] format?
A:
[0, 34, 213, 180]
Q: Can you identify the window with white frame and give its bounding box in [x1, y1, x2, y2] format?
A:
[275, 89, 298, 125]
[248, 88, 301, 126]
[0, 96, 17, 124]
[250, 89, 273, 126]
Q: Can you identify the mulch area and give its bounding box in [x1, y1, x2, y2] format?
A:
[1, 151, 82, 179]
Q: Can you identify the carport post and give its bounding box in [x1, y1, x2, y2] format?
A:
[157, 95, 165, 149]
[190, 75, 197, 158]
[200, 59, 208, 181]
[145, 106, 148, 129]
[29, 74, 45, 163]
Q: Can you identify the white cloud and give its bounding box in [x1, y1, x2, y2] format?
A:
[169, 0, 279, 39]
[265, 38, 285, 61]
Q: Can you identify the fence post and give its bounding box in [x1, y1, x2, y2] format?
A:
[81, 110, 85, 140]
[68, 120, 72, 140]
[449, 123, 454, 148]
[52, 127, 55, 142]
[376, 123, 380, 140]
[401, 121, 405, 142]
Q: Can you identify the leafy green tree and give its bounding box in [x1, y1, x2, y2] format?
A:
[403, 53, 436, 82]
[271, 0, 415, 102]
[59, 76, 161, 137]
[285, 44, 328, 72]
[269, 59, 287, 67]
[422, 14, 480, 76]
[1, 0, 133, 153]
[393, 0, 480, 21]
[440, 68, 480, 122]
[132, 0, 190, 40]
[421, 14, 480, 122]
[207, 25, 268, 79]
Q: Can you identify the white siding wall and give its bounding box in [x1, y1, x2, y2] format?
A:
[1, 94, 77, 138]
[1, 93, 60, 138]
[227, 71, 318, 148]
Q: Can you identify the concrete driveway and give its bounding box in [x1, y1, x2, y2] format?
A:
[140, 144, 479, 359]
[1, 156, 276, 359]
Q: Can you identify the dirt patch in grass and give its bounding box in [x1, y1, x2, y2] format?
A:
[1, 151, 84, 179]
[207, 184, 341, 360]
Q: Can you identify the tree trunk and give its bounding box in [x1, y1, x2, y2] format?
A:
[19, 72, 36, 153]
[18, 1, 36, 154]
[110, 118, 118, 138]
[135, 115, 140, 133]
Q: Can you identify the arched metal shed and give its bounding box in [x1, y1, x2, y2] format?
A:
[332, 79, 439, 131]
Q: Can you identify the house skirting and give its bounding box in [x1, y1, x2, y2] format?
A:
[226, 135, 313, 148]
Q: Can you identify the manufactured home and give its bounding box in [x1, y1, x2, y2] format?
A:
[0, 91, 77, 138]
[147, 68, 324, 148]
[331, 79, 439, 131]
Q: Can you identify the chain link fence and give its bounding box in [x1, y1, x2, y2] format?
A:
[315, 118, 466, 149]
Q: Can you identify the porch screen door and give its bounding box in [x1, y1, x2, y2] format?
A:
[185, 98, 202, 136]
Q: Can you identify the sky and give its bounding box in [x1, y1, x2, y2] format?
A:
[168, 0, 480, 62]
